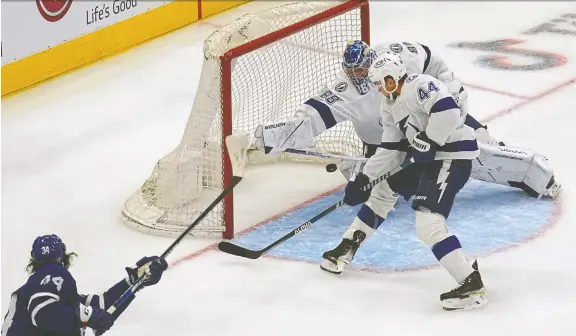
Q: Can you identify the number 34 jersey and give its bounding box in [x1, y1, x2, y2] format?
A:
[2, 264, 131, 336]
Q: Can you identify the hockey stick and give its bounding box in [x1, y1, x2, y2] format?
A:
[218, 158, 414, 259]
[95, 134, 249, 334]
[283, 148, 369, 162]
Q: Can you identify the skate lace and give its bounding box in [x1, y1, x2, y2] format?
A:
[449, 276, 472, 295]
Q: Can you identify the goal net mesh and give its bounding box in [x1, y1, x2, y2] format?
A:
[122, 1, 366, 237]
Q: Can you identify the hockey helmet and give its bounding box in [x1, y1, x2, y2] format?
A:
[368, 52, 407, 94]
[342, 40, 377, 83]
[31, 234, 66, 263]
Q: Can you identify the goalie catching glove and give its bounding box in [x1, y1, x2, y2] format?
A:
[254, 115, 315, 154]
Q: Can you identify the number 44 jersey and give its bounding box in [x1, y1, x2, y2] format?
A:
[364, 74, 479, 180]
[295, 41, 456, 149]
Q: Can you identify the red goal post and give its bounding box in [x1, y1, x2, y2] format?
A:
[122, 0, 371, 239]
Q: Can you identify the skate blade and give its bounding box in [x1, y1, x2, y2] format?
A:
[442, 292, 488, 311]
[320, 259, 346, 275]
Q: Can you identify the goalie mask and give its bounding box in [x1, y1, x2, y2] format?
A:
[342, 40, 377, 85]
[368, 52, 407, 101]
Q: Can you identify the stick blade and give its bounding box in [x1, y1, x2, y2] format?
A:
[218, 241, 261, 259]
[225, 132, 250, 178]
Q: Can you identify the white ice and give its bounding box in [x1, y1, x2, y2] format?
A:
[2, 1, 576, 335]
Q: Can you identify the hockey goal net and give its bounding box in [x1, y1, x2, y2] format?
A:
[122, 0, 370, 239]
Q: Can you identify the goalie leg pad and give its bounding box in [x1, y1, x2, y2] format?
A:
[253, 116, 315, 154]
[471, 143, 558, 197]
[523, 154, 559, 197]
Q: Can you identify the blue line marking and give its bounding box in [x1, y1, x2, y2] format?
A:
[233, 180, 555, 271]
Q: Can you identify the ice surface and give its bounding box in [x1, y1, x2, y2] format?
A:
[2, 1, 576, 335]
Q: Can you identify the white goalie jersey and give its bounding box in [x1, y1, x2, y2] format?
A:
[293, 72, 383, 146]
[301, 40, 465, 147]
[254, 40, 466, 152]
[373, 41, 450, 79]
[253, 40, 559, 198]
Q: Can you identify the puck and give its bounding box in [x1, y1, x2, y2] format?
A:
[325, 164, 337, 173]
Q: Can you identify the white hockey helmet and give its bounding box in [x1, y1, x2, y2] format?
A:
[368, 52, 407, 94]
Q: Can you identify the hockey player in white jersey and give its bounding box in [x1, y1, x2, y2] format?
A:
[342, 52, 487, 310]
[253, 41, 559, 282]
[254, 40, 559, 198]
[313, 42, 558, 279]
[372, 40, 560, 198]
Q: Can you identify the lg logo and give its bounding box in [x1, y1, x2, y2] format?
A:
[36, 0, 73, 22]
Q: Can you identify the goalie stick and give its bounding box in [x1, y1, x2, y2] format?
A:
[284, 148, 369, 162]
[95, 133, 249, 335]
[218, 158, 414, 259]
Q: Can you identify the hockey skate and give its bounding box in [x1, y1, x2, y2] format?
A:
[545, 176, 561, 199]
[320, 230, 366, 274]
[440, 261, 488, 311]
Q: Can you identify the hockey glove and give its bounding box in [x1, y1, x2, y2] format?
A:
[410, 132, 437, 163]
[125, 256, 168, 288]
[343, 172, 372, 206]
[78, 304, 114, 334]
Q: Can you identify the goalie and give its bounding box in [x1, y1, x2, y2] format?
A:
[253, 40, 560, 274]
[255, 40, 559, 198]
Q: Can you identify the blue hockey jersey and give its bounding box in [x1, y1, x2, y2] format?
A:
[2, 264, 135, 336]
